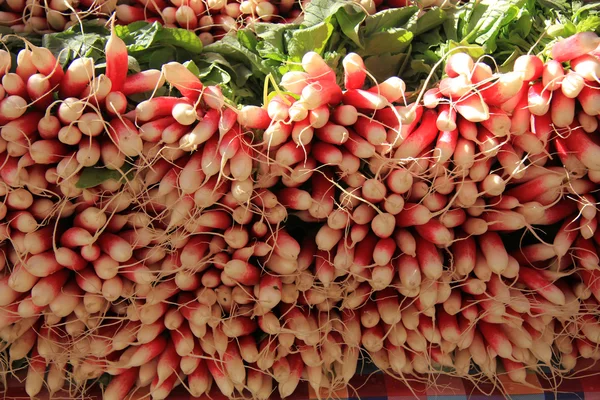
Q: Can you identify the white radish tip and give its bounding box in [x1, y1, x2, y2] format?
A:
[302, 52, 319, 65]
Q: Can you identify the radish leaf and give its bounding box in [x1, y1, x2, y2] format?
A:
[287, 21, 334, 60]
[335, 7, 365, 48]
[302, 0, 362, 28]
[361, 28, 413, 57]
[364, 6, 418, 36]
[76, 162, 135, 189]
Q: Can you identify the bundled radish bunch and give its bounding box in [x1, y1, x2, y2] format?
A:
[1, 22, 600, 400]
[231, 33, 600, 387]
[1, 0, 414, 36]
[0, 26, 306, 399]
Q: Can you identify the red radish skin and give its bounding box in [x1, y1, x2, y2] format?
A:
[562, 125, 600, 169]
[542, 60, 564, 91]
[343, 89, 387, 110]
[479, 321, 513, 358]
[104, 367, 138, 400]
[122, 69, 165, 96]
[513, 55, 543, 81]
[104, 23, 128, 93]
[301, 81, 342, 110]
[161, 62, 204, 102]
[302, 52, 336, 83]
[368, 77, 406, 103]
[206, 359, 234, 396]
[59, 57, 94, 98]
[518, 267, 566, 306]
[424, 88, 442, 108]
[528, 82, 551, 115]
[578, 84, 600, 116]
[31, 47, 64, 87]
[551, 32, 600, 62]
[415, 219, 453, 247]
[343, 53, 366, 90]
[394, 110, 438, 159]
[415, 235, 443, 280]
[480, 72, 524, 106]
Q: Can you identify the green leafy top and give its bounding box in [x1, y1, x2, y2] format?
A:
[42, 22, 203, 68]
[39, 21, 266, 104]
[200, 1, 445, 93]
[34, 0, 600, 105]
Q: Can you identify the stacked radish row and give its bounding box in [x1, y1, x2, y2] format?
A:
[1, 28, 600, 400]
[1, 0, 116, 33]
[0, 0, 302, 36]
[115, 0, 303, 45]
[2, 0, 415, 37]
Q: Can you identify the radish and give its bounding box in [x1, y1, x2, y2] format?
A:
[562, 71, 585, 98]
[578, 84, 600, 116]
[122, 69, 165, 96]
[440, 75, 472, 97]
[104, 367, 138, 400]
[528, 82, 551, 115]
[513, 54, 543, 81]
[60, 57, 94, 98]
[542, 60, 564, 91]
[343, 52, 366, 89]
[480, 71, 524, 106]
[281, 71, 311, 94]
[163, 62, 204, 101]
[551, 32, 600, 62]
[393, 109, 438, 159]
[303, 52, 336, 83]
[30, 47, 64, 87]
[2, 73, 27, 97]
[343, 89, 387, 110]
[1, 16, 599, 397]
[25, 348, 46, 398]
[446, 52, 474, 77]
[368, 77, 406, 103]
[518, 267, 566, 306]
[562, 125, 600, 169]
[105, 23, 128, 92]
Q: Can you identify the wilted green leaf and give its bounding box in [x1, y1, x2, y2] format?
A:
[148, 47, 176, 70]
[361, 28, 413, 57]
[115, 22, 202, 54]
[302, 0, 362, 27]
[364, 6, 418, 36]
[237, 29, 259, 52]
[42, 24, 107, 66]
[287, 21, 335, 60]
[364, 53, 408, 83]
[336, 7, 366, 48]
[76, 162, 135, 189]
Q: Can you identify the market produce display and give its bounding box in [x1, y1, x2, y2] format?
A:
[1, 0, 600, 399]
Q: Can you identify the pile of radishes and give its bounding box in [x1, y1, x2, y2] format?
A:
[1, 0, 303, 35]
[1, 22, 600, 400]
[115, 0, 302, 44]
[0, 0, 117, 33]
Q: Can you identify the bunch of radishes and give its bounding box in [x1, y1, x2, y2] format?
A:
[1, 0, 422, 37]
[1, 23, 600, 400]
[0, 0, 116, 33]
[1, 0, 301, 36]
